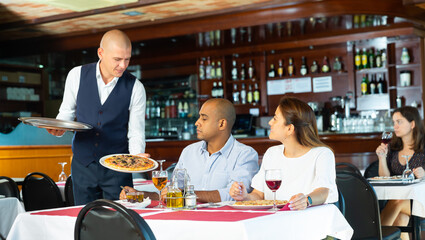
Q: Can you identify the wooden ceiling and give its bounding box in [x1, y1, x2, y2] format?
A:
[1, 0, 425, 58]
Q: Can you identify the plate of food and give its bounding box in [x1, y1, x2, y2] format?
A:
[115, 198, 151, 209]
[18, 117, 92, 131]
[229, 200, 288, 210]
[100, 154, 158, 173]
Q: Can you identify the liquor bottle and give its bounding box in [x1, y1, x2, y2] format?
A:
[253, 83, 260, 105]
[155, 100, 161, 118]
[288, 58, 294, 76]
[211, 82, 217, 98]
[197, 32, 203, 48]
[247, 85, 253, 104]
[377, 74, 387, 94]
[199, 58, 205, 80]
[145, 100, 151, 119]
[361, 48, 368, 69]
[178, 101, 184, 118]
[277, 60, 284, 77]
[217, 81, 224, 98]
[204, 32, 211, 47]
[205, 57, 212, 79]
[368, 49, 375, 68]
[267, 23, 274, 38]
[184, 185, 197, 209]
[231, 60, 238, 80]
[333, 57, 342, 73]
[321, 56, 330, 73]
[150, 100, 156, 119]
[232, 84, 240, 104]
[209, 31, 215, 47]
[361, 74, 369, 95]
[300, 56, 307, 76]
[375, 49, 382, 68]
[239, 27, 245, 43]
[353, 15, 360, 28]
[310, 60, 319, 74]
[369, 74, 376, 94]
[360, 15, 366, 28]
[247, 26, 252, 43]
[240, 63, 246, 81]
[381, 49, 387, 67]
[215, 30, 221, 46]
[276, 22, 282, 38]
[354, 48, 361, 70]
[240, 84, 247, 104]
[160, 100, 165, 119]
[268, 64, 276, 78]
[231, 28, 237, 45]
[210, 61, 216, 79]
[248, 60, 255, 79]
[401, 47, 410, 64]
[286, 21, 292, 36]
[183, 101, 189, 117]
[165, 99, 170, 118]
[216, 61, 223, 79]
[170, 99, 177, 118]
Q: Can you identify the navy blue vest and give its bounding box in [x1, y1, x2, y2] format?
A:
[72, 63, 136, 166]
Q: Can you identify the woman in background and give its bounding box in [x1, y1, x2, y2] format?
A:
[376, 106, 425, 240]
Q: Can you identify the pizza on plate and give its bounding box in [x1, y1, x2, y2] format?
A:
[103, 154, 155, 171]
[234, 200, 288, 206]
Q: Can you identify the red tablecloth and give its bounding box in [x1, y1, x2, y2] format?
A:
[144, 210, 272, 222]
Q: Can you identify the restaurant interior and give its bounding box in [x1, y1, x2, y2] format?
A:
[1, 0, 425, 239]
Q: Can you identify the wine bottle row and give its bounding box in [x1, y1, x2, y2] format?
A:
[360, 73, 387, 95]
[268, 56, 342, 78]
[354, 47, 387, 70]
[146, 98, 195, 119]
[199, 57, 223, 80]
[232, 83, 260, 105]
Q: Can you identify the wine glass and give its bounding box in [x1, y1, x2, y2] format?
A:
[401, 155, 414, 183]
[265, 169, 282, 212]
[58, 162, 67, 182]
[381, 131, 393, 145]
[152, 170, 168, 208]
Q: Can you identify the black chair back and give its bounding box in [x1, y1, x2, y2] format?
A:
[65, 175, 75, 206]
[336, 171, 400, 240]
[22, 172, 64, 211]
[336, 162, 362, 176]
[74, 199, 156, 240]
[364, 160, 379, 179]
[0, 176, 20, 200]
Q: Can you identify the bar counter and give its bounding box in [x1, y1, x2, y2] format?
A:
[0, 132, 381, 179]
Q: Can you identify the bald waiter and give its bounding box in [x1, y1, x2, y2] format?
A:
[47, 29, 147, 205]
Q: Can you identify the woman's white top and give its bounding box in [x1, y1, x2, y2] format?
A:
[251, 145, 338, 203]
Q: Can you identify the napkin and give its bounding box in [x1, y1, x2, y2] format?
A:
[279, 203, 291, 211]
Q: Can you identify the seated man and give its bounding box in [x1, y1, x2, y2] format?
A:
[120, 98, 259, 202]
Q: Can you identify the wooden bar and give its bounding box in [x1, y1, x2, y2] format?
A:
[0, 133, 380, 178]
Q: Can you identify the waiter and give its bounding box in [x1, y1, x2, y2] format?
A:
[47, 29, 147, 205]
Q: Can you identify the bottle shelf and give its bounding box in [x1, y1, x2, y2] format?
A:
[355, 67, 388, 74]
[395, 63, 420, 69]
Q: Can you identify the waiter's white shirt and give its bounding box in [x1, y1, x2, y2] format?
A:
[56, 61, 146, 154]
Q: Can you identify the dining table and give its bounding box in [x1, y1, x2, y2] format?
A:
[0, 197, 25, 238]
[371, 179, 425, 240]
[7, 200, 353, 240]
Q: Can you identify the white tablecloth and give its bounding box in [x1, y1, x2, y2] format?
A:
[0, 197, 25, 238]
[373, 180, 425, 217]
[7, 203, 352, 240]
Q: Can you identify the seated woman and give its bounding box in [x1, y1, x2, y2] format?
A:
[376, 106, 425, 239]
[230, 96, 338, 210]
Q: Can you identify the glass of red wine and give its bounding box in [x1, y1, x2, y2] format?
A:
[265, 169, 282, 212]
[381, 131, 393, 144]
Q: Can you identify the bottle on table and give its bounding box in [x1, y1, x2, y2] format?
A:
[166, 176, 184, 208]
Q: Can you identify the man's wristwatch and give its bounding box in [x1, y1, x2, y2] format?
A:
[306, 195, 312, 207]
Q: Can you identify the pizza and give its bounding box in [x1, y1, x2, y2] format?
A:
[234, 200, 288, 206]
[103, 154, 156, 171]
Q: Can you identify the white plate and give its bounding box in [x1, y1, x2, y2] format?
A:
[368, 176, 403, 182]
[115, 199, 151, 209]
[99, 154, 158, 173]
[229, 204, 286, 210]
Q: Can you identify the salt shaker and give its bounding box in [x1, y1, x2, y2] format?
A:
[185, 185, 197, 209]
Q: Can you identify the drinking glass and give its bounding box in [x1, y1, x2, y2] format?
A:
[381, 131, 393, 144]
[152, 170, 168, 208]
[401, 155, 414, 183]
[157, 159, 165, 171]
[265, 169, 282, 212]
[58, 162, 67, 182]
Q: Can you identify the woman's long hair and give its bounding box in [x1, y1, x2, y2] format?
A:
[390, 106, 425, 152]
[278, 96, 330, 149]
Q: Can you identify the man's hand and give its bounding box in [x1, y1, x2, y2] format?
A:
[119, 186, 137, 200]
[46, 128, 66, 136]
